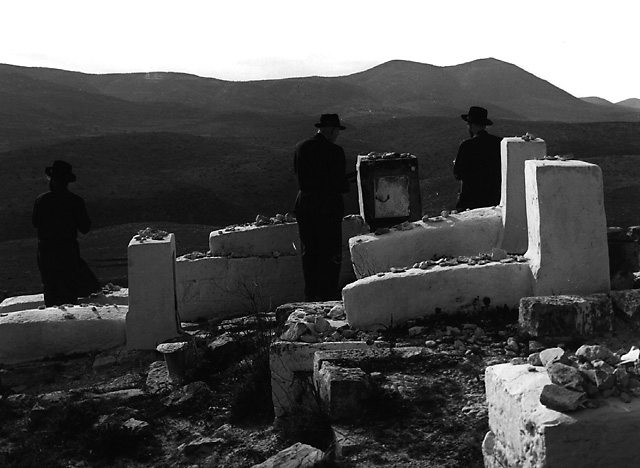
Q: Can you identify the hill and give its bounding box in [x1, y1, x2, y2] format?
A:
[617, 98, 640, 110]
[580, 96, 614, 106]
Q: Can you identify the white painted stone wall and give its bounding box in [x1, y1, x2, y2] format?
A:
[343, 262, 533, 329]
[0, 294, 45, 313]
[0, 305, 126, 365]
[176, 255, 304, 321]
[485, 364, 640, 467]
[210, 223, 299, 257]
[126, 234, 181, 349]
[269, 340, 375, 418]
[349, 207, 502, 278]
[525, 160, 610, 296]
[499, 137, 546, 253]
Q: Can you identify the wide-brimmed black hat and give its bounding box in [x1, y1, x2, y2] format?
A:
[315, 114, 346, 130]
[461, 106, 493, 126]
[45, 160, 76, 182]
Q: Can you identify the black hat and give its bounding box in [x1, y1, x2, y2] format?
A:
[315, 114, 346, 130]
[461, 106, 493, 126]
[45, 160, 76, 182]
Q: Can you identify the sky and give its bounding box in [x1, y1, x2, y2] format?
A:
[2, 0, 638, 102]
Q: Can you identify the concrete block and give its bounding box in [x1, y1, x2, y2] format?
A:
[519, 294, 613, 339]
[269, 340, 374, 418]
[349, 207, 502, 278]
[315, 363, 369, 420]
[175, 254, 304, 321]
[0, 305, 127, 365]
[499, 137, 546, 254]
[209, 222, 299, 257]
[126, 234, 181, 350]
[609, 289, 640, 320]
[525, 160, 610, 296]
[486, 363, 640, 467]
[0, 294, 44, 313]
[343, 261, 533, 330]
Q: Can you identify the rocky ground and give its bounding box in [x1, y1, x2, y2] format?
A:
[1, 305, 639, 468]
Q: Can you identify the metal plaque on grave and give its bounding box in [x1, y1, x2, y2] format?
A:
[356, 152, 421, 231]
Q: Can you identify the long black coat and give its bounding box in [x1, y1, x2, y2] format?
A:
[453, 130, 502, 210]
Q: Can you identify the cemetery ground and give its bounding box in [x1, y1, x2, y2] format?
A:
[2, 304, 639, 468]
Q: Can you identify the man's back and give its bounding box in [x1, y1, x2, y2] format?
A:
[294, 133, 348, 195]
[453, 130, 502, 210]
[33, 189, 90, 243]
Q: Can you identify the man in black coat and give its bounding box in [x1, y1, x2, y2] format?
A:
[33, 160, 98, 306]
[453, 106, 502, 210]
[293, 114, 349, 301]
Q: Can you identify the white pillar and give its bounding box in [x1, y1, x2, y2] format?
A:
[126, 233, 181, 349]
[499, 137, 546, 253]
[525, 160, 610, 296]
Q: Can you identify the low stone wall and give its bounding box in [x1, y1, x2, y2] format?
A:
[176, 255, 304, 322]
[349, 207, 503, 279]
[343, 261, 534, 330]
[484, 363, 640, 467]
[0, 305, 127, 365]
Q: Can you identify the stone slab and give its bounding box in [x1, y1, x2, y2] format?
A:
[315, 363, 369, 420]
[343, 261, 533, 330]
[610, 289, 640, 320]
[0, 294, 44, 313]
[486, 363, 640, 467]
[210, 222, 299, 257]
[1, 289, 129, 314]
[525, 160, 610, 296]
[0, 305, 127, 365]
[519, 294, 613, 339]
[269, 340, 376, 419]
[251, 442, 324, 468]
[126, 234, 181, 350]
[499, 137, 546, 254]
[349, 207, 502, 278]
[176, 254, 304, 321]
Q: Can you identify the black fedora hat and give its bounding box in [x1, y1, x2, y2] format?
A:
[45, 160, 76, 182]
[461, 106, 493, 126]
[315, 114, 346, 130]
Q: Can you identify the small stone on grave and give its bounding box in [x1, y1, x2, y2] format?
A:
[539, 384, 586, 412]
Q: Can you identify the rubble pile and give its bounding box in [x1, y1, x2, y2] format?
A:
[134, 227, 169, 242]
[219, 212, 297, 233]
[365, 249, 527, 277]
[530, 344, 640, 412]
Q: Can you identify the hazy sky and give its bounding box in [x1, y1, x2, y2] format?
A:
[2, 0, 638, 102]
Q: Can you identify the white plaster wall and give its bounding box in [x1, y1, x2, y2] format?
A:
[0, 294, 44, 313]
[126, 234, 181, 349]
[210, 223, 299, 257]
[343, 262, 533, 329]
[499, 138, 546, 254]
[525, 160, 610, 296]
[0, 305, 126, 365]
[486, 364, 640, 467]
[176, 255, 304, 321]
[349, 207, 503, 279]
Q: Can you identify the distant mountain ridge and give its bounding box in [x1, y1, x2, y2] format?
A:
[0, 58, 638, 147]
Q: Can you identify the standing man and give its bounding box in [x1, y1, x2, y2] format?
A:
[33, 160, 97, 306]
[453, 106, 502, 210]
[294, 114, 349, 301]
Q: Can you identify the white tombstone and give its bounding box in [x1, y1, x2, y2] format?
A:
[525, 160, 610, 296]
[126, 233, 181, 349]
[499, 137, 546, 253]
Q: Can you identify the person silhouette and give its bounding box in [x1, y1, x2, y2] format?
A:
[32, 160, 99, 306]
[293, 114, 350, 301]
[453, 106, 502, 210]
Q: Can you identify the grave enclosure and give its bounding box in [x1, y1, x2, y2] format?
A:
[1, 133, 634, 467]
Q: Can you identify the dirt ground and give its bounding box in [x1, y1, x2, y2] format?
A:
[1, 306, 638, 468]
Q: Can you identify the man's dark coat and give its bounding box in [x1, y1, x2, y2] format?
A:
[453, 130, 502, 210]
[33, 188, 98, 306]
[293, 133, 348, 301]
